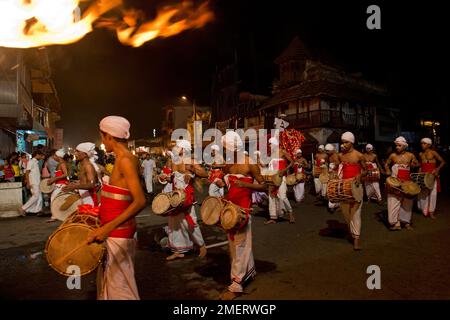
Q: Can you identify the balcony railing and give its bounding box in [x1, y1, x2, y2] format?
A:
[284, 110, 372, 129]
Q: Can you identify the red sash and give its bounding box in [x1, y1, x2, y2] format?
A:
[99, 184, 135, 239]
[397, 168, 411, 181]
[55, 170, 68, 185]
[315, 159, 322, 167]
[294, 164, 304, 174]
[208, 169, 224, 183]
[162, 166, 172, 175]
[342, 163, 361, 179]
[366, 162, 376, 170]
[225, 176, 253, 239]
[272, 159, 287, 171]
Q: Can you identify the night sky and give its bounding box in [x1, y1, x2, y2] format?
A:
[49, 0, 449, 146]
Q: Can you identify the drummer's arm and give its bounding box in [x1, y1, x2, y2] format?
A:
[67, 165, 96, 190]
[375, 155, 384, 173]
[88, 157, 146, 243]
[411, 154, 420, 168]
[248, 165, 267, 191]
[192, 162, 209, 178]
[280, 150, 294, 176]
[359, 154, 367, 178]
[433, 151, 446, 174]
[385, 155, 393, 175]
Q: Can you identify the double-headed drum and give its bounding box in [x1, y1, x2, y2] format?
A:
[40, 178, 55, 194]
[410, 173, 435, 190]
[45, 211, 105, 276]
[286, 174, 297, 186]
[220, 203, 248, 231]
[401, 181, 421, 197]
[200, 196, 225, 226]
[327, 178, 363, 203]
[295, 172, 306, 182]
[151, 193, 172, 216]
[169, 189, 186, 207]
[51, 192, 82, 221]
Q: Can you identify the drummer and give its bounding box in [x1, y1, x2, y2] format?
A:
[337, 132, 367, 250]
[314, 145, 329, 202]
[87, 115, 147, 300]
[325, 144, 340, 213]
[220, 131, 267, 300]
[47, 149, 69, 222]
[363, 144, 383, 203]
[292, 149, 309, 203]
[207, 144, 225, 197]
[417, 138, 446, 218]
[385, 136, 419, 230]
[266, 137, 295, 224]
[164, 139, 208, 261]
[63, 142, 100, 206]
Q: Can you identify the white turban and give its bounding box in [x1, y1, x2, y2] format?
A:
[76, 142, 97, 158]
[269, 137, 279, 146]
[325, 144, 335, 151]
[366, 144, 373, 151]
[76, 142, 99, 174]
[55, 149, 65, 158]
[341, 131, 355, 144]
[296, 149, 302, 154]
[211, 144, 220, 151]
[176, 139, 191, 152]
[99, 116, 130, 139]
[318, 145, 325, 151]
[421, 138, 432, 145]
[221, 131, 243, 151]
[394, 136, 408, 147]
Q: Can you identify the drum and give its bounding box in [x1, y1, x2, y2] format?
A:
[386, 177, 403, 196]
[220, 202, 248, 230]
[313, 166, 321, 178]
[40, 178, 55, 194]
[319, 171, 329, 184]
[45, 212, 105, 276]
[170, 189, 186, 207]
[51, 192, 82, 221]
[327, 178, 363, 203]
[401, 181, 421, 197]
[286, 174, 297, 186]
[410, 173, 435, 190]
[200, 196, 225, 226]
[365, 168, 380, 182]
[157, 174, 168, 185]
[295, 172, 306, 182]
[151, 193, 172, 215]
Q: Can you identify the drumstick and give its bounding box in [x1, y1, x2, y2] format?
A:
[205, 241, 228, 249]
[52, 239, 90, 268]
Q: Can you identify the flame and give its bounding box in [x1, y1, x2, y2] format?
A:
[116, 2, 214, 47]
[0, 0, 214, 49]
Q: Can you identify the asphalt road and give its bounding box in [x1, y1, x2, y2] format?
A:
[1, 183, 449, 300]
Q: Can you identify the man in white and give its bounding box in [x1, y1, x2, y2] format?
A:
[141, 153, 156, 194]
[292, 149, 308, 203]
[165, 139, 208, 260]
[325, 143, 340, 212]
[313, 145, 328, 200]
[208, 144, 225, 197]
[266, 137, 294, 224]
[385, 136, 419, 230]
[417, 138, 445, 218]
[363, 144, 382, 203]
[20, 150, 46, 216]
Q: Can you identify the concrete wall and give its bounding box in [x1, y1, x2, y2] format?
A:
[0, 182, 23, 218]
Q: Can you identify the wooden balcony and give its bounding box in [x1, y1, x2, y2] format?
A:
[284, 110, 373, 130]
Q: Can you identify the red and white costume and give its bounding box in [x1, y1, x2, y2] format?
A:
[161, 166, 173, 193]
[339, 163, 362, 239]
[208, 168, 224, 197]
[387, 164, 413, 226]
[364, 162, 382, 202]
[165, 171, 205, 254]
[268, 158, 293, 219]
[50, 169, 69, 202]
[314, 158, 327, 197]
[328, 162, 340, 210]
[224, 174, 256, 293]
[293, 163, 305, 203]
[97, 183, 140, 300]
[417, 162, 440, 216]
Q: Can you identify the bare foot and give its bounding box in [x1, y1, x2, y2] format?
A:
[430, 213, 436, 220]
[19, 208, 26, 217]
[166, 252, 185, 261]
[46, 218, 57, 223]
[198, 246, 207, 258]
[390, 224, 401, 231]
[264, 219, 277, 225]
[288, 212, 295, 224]
[353, 238, 361, 251]
[220, 291, 241, 300]
[404, 223, 414, 231]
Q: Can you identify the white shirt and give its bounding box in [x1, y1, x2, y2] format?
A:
[27, 158, 41, 185]
[142, 159, 156, 176]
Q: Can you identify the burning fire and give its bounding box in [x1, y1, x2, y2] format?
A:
[0, 0, 214, 48]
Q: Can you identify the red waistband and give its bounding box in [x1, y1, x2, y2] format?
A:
[421, 162, 436, 173]
[397, 168, 411, 181]
[342, 163, 361, 179]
